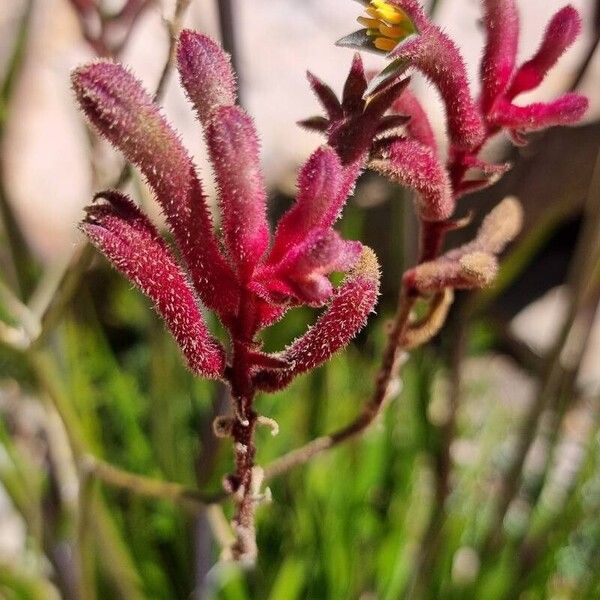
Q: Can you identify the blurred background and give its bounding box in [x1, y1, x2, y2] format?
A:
[0, 0, 599, 598]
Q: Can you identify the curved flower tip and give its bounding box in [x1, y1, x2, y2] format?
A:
[270, 145, 345, 262]
[508, 6, 582, 99]
[370, 138, 454, 222]
[72, 60, 239, 317]
[480, 0, 520, 114]
[254, 246, 381, 392]
[206, 106, 269, 278]
[307, 71, 343, 121]
[274, 230, 363, 306]
[492, 92, 588, 138]
[177, 29, 237, 125]
[404, 197, 523, 294]
[81, 191, 227, 378]
[390, 88, 437, 150]
[342, 53, 368, 114]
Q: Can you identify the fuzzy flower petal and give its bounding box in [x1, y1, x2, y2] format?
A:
[177, 29, 237, 125]
[491, 93, 588, 134]
[388, 2, 485, 150]
[254, 247, 380, 391]
[274, 229, 363, 305]
[390, 88, 437, 150]
[342, 53, 369, 114]
[269, 146, 344, 263]
[480, 0, 520, 114]
[370, 138, 453, 221]
[508, 6, 582, 100]
[307, 71, 344, 121]
[206, 106, 269, 278]
[404, 197, 523, 293]
[71, 61, 239, 316]
[81, 191, 226, 377]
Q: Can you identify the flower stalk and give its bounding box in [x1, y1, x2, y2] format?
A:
[70, 0, 589, 563]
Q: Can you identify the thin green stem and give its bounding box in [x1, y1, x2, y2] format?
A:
[82, 455, 221, 511]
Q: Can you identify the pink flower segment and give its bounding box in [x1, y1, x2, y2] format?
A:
[334, 1, 588, 212]
[480, 1, 587, 143]
[72, 30, 380, 386]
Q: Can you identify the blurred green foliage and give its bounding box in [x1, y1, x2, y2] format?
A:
[0, 2, 599, 597]
[1, 197, 599, 598]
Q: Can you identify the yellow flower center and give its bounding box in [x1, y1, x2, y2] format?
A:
[357, 1, 414, 52]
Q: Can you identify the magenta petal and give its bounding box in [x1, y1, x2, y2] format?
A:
[269, 146, 344, 263]
[205, 106, 270, 278]
[285, 230, 361, 277]
[508, 6, 582, 99]
[491, 93, 588, 133]
[81, 191, 226, 378]
[177, 30, 237, 125]
[276, 230, 362, 305]
[71, 61, 239, 317]
[390, 89, 437, 150]
[254, 247, 380, 391]
[480, 0, 520, 114]
[389, 8, 485, 150]
[370, 139, 454, 222]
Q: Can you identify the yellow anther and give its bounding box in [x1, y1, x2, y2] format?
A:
[375, 6, 405, 25]
[373, 37, 398, 52]
[358, 16, 381, 29]
[378, 23, 408, 38]
[359, 1, 414, 52]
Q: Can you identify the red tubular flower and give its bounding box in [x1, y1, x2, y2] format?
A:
[480, 0, 520, 115]
[254, 247, 380, 391]
[268, 146, 346, 263]
[385, 0, 485, 151]
[370, 139, 453, 221]
[81, 191, 226, 377]
[252, 145, 365, 307]
[73, 29, 380, 380]
[71, 61, 240, 318]
[205, 106, 270, 279]
[334, 1, 588, 208]
[479, 1, 588, 142]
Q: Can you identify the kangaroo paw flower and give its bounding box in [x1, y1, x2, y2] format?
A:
[480, 2, 588, 142]
[72, 61, 239, 317]
[254, 247, 381, 391]
[81, 191, 226, 378]
[206, 106, 269, 279]
[370, 139, 453, 221]
[404, 197, 523, 293]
